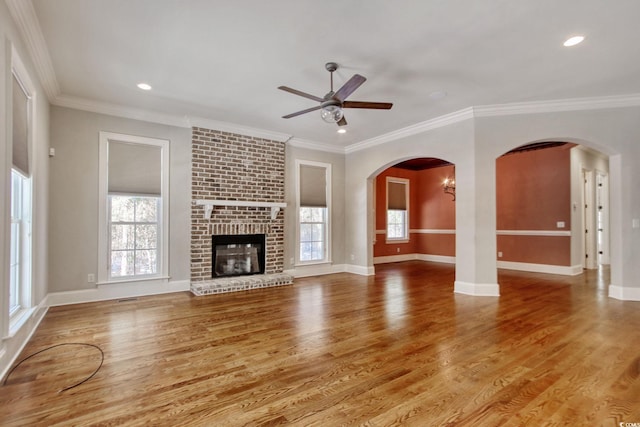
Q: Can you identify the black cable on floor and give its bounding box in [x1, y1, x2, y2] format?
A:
[2, 342, 104, 393]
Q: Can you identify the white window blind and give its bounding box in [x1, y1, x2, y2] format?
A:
[387, 181, 407, 210]
[299, 164, 327, 207]
[12, 75, 29, 176]
[108, 141, 162, 195]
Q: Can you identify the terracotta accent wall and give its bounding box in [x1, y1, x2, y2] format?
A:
[191, 127, 285, 282]
[374, 165, 455, 258]
[496, 144, 572, 266]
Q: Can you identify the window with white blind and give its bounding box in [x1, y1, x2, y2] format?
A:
[386, 177, 409, 242]
[98, 133, 169, 283]
[297, 161, 331, 264]
[9, 54, 34, 325]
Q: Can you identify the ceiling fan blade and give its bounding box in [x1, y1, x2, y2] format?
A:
[337, 116, 347, 126]
[343, 101, 393, 110]
[282, 105, 322, 119]
[333, 74, 366, 102]
[278, 86, 324, 102]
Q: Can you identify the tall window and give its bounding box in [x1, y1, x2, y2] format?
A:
[9, 64, 33, 321]
[386, 177, 409, 241]
[297, 161, 331, 263]
[99, 133, 169, 283]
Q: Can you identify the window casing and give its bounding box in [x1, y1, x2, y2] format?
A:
[98, 132, 169, 283]
[386, 177, 409, 242]
[296, 161, 331, 264]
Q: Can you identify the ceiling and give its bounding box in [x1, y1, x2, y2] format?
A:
[18, 0, 640, 150]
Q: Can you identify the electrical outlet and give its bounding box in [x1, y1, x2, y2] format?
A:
[350, 254, 355, 261]
[88, 274, 95, 283]
[397, 248, 400, 253]
[498, 252, 503, 258]
[557, 221, 565, 228]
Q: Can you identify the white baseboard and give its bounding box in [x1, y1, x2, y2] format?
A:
[0, 298, 49, 382]
[497, 261, 583, 276]
[373, 254, 418, 264]
[46, 279, 191, 306]
[416, 254, 456, 264]
[345, 264, 375, 276]
[285, 264, 348, 278]
[454, 281, 500, 296]
[608, 284, 640, 301]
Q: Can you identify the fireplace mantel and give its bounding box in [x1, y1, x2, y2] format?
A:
[194, 199, 287, 220]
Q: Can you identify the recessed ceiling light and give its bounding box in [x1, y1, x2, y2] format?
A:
[137, 83, 152, 90]
[563, 36, 585, 47]
[337, 129, 347, 134]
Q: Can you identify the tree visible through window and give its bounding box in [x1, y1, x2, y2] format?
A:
[299, 207, 326, 262]
[387, 210, 407, 239]
[109, 195, 159, 278]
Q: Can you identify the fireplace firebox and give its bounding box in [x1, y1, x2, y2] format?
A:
[212, 234, 266, 278]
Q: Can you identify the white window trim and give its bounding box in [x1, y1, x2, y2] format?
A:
[7, 46, 35, 335]
[295, 159, 332, 266]
[98, 132, 170, 284]
[386, 176, 410, 243]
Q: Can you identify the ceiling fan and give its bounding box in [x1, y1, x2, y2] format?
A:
[278, 62, 393, 127]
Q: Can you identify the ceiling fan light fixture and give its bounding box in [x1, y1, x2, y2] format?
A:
[320, 104, 344, 123]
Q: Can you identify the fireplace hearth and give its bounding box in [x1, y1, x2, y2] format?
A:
[212, 234, 266, 278]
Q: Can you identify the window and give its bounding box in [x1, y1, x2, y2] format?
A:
[299, 207, 326, 262]
[297, 161, 331, 264]
[9, 56, 34, 323]
[386, 178, 409, 241]
[109, 195, 159, 278]
[98, 133, 169, 283]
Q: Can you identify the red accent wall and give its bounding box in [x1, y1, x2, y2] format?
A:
[374, 145, 573, 266]
[496, 145, 572, 266]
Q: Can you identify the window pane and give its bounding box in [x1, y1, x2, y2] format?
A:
[311, 223, 324, 241]
[312, 242, 324, 260]
[10, 221, 20, 314]
[300, 242, 313, 261]
[135, 250, 157, 275]
[300, 207, 313, 222]
[135, 224, 157, 249]
[311, 208, 324, 222]
[111, 224, 135, 249]
[135, 197, 158, 222]
[300, 224, 312, 241]
[111, 196, 135, 222]
[111, 250, 135, 277]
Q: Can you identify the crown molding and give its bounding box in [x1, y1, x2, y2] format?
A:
[287, 137, 346, 154]
[345, 107, 474, 154]
[5, 0, 60, 101]
[188, 117, 291, 143]
[473, 93, 640, 117]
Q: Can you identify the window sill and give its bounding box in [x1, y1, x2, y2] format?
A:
[295, 260, 332, 267]
[385, 239, 409, 244]
[6, 307, 37, 339]
[97, 275, 170, 286]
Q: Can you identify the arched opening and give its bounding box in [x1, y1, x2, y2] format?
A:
[495, 140, 610, 281]
[372, 157, 456, 268]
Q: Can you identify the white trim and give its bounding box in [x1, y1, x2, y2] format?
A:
[345, 107, 475, 154]
[98, 132, 170, 284]
[497, 261, 583, 276]
[194, 199, 287, 220]
[285, 263, 347, 278]
[287, 137, 346, 154]
[454, 281, 500, 296]
[374, 254, 417, 264]
[345, 264, 375, 276]
[473, 93, 640, 117]
[417, 254, 456, 264]
[46, 279, 190, 307]
[5, 0, 60, 101]
[608, 285, 640, 301]
[410, 229, 456, 234]
[295, 160, 332, 265]
[496, 230, 571, 237]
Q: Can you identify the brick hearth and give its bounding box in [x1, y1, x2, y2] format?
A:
[190, 127, 291, 295]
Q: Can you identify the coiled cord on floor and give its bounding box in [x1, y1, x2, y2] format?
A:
[2, 343, 104, 393]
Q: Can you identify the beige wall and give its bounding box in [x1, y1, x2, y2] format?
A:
[285, 145, 346, 275]
[48, 106, 192, 292]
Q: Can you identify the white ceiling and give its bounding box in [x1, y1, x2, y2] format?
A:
[20, 0, 640, 149]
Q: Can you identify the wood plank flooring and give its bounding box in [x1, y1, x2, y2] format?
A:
[1, 261, 639, 426]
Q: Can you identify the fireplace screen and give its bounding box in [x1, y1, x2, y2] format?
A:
[212, 234, 265, 278]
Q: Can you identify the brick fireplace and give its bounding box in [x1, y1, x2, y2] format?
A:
[190, 127, 292, 295]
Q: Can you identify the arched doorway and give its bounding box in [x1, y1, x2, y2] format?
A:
[371, 157, 457, 269]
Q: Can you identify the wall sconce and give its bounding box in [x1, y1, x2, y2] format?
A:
[443, 177, 456, 201]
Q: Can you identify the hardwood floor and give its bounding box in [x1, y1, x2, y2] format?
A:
[1, 261, 639, 426]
